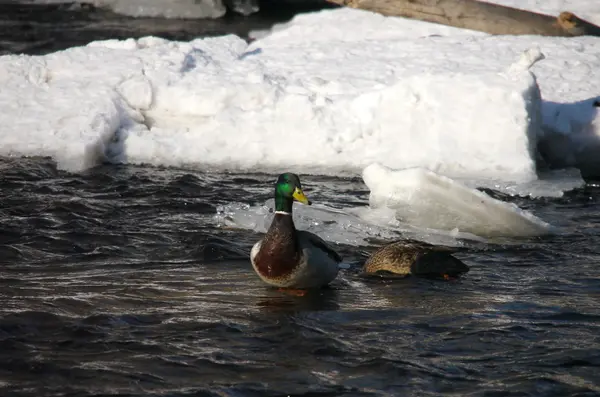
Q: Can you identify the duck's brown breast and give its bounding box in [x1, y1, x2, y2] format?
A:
[253, 214, 302, 279]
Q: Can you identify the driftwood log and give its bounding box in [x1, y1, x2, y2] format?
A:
[325, 0, 600, 37]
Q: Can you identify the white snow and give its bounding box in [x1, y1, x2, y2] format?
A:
[248, 7, 488, 42]
[129, 42, 543, 182]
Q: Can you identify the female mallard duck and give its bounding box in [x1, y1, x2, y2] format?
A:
[363, 239, 469, 279]
[250, 173, 342, 289]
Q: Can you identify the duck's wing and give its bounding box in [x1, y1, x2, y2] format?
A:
[297, 230, 343, 262]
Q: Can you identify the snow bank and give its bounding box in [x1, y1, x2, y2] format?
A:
[2, 7, 600, 186]
[130, 44, 542, 182]
[0, 28, 541, 183]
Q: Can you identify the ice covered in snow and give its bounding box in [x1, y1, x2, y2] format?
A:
[2, 5, 600, 188]
[362, 163, 553, 237]
[0, 23, 537, 177]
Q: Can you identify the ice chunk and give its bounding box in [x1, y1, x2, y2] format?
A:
[213, 199, 486, 248]
[362, 163, 553, 238]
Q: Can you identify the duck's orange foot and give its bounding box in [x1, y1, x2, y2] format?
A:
[442, 274, 457, 281]
[277, 288, 308, 297]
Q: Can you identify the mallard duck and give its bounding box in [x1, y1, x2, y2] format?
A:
[363, 239, 469, 279]
[250, 173, 342, 289]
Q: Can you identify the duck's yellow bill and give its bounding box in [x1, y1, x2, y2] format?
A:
[293, 187, 311, 205]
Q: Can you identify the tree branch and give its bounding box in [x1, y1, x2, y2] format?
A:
[325, 0, 600, 37]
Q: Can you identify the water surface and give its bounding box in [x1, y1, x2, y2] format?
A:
[0, 158, 599, 396]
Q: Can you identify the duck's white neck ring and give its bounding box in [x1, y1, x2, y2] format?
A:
[274, 210, 291, 215]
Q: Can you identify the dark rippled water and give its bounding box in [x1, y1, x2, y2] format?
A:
[1, 157, 600, 396]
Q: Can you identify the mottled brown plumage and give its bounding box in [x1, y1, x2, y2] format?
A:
[363, 239, 469, 278]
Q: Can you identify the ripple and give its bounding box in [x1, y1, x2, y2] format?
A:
[0, 158, 600, 396]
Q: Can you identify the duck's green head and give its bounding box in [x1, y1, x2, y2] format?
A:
[275, 173, 311, 212]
